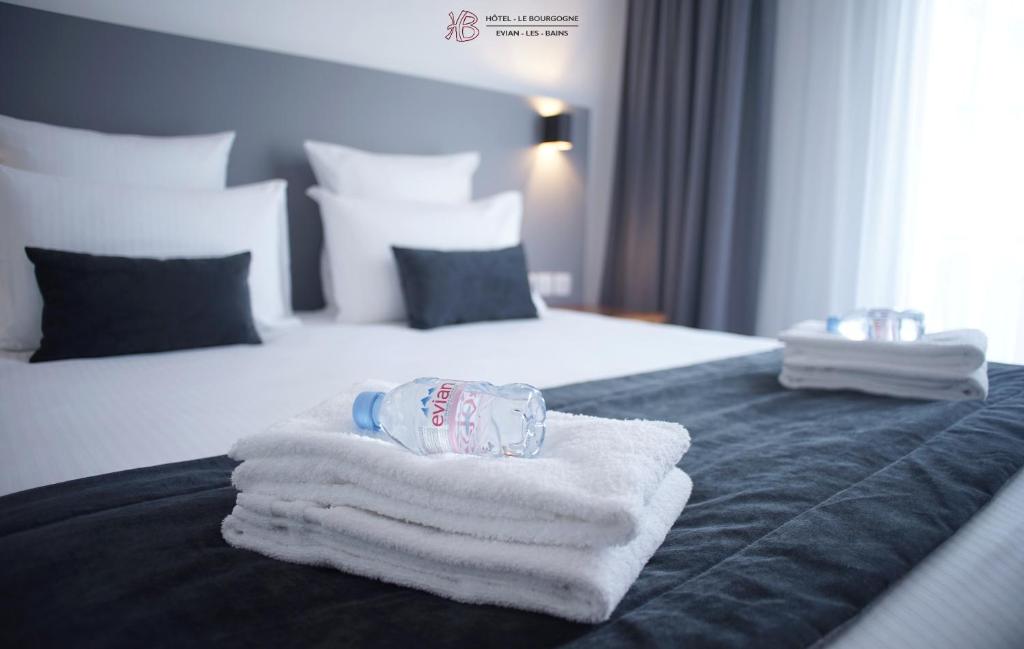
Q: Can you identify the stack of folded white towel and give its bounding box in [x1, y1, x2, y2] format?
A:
[778, 321, 989, 401]
[222, 381, 693, 623]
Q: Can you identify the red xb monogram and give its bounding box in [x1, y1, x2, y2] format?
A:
[446, 10, 480, 42]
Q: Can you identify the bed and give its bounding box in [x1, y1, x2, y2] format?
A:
[2, 5, 1023, 647]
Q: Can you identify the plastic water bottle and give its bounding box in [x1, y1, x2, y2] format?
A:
[827, 308, 925, 342]
[352, 378, 546, 458]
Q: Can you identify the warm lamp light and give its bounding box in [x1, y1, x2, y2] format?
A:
[540, 113, 572, 151]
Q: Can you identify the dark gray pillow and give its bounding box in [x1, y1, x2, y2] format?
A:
[392, 244, 537, 330]
[26, 247, 260, 362]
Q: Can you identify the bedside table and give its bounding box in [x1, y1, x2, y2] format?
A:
[559, 306, 668, 324]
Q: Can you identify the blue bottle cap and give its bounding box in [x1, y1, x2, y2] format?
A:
[826, 315, 840, 334]
[352, 392, 384, 431]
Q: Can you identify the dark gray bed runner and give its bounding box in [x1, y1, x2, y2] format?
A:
[2, 351, 1023, 648]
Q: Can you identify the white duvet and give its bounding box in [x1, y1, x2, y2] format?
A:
[0, 309, 775, 496]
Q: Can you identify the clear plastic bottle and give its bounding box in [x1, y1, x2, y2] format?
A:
[352, 378, 546, 458]
[827, 308, 925, 342]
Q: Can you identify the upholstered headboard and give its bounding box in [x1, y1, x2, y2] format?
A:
[0, 2, 588, 309]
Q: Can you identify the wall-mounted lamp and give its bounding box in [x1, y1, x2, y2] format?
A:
[540, 113, 573, 151]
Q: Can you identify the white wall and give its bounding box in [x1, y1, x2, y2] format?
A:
[10, 0, 626, 305]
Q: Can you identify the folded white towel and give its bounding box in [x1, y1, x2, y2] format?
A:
[779, 362, 989, 401]
[229, 381, 691, 548]
[780, 320, 987, 378]
[222, 468, 692, 624]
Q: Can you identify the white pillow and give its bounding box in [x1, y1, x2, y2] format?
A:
[0, 113, 291, 310]
[0, 115, 291, 317]
[304, 140, 480, 203]
[0, 165, 292, 350]
[309, 188, 523, 324]
[0, 113, 234, 190]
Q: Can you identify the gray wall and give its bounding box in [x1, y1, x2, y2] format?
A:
[0, 2, 588, 309]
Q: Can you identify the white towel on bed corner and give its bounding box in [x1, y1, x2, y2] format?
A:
[777, 320, 989, 400]
[779, 362, 989, 401]
[222, 468, 692, 624]
[779, 320, 987, 377]
[228, 381, 691, 548]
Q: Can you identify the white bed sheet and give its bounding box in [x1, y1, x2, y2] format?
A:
[0, 309, 777, 496]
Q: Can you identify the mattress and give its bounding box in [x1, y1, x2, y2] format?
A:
[1, 310, 1021, 647]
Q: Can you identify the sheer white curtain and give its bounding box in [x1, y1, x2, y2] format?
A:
[758, 0, 1024, 363]
[756, 0, 925, 338]
[897, 0, 1024, 363]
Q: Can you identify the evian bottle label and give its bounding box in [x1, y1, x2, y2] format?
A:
[418, 381, 492, 454]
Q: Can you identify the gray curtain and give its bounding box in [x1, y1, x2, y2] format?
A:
[602, 0, 776, 334]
